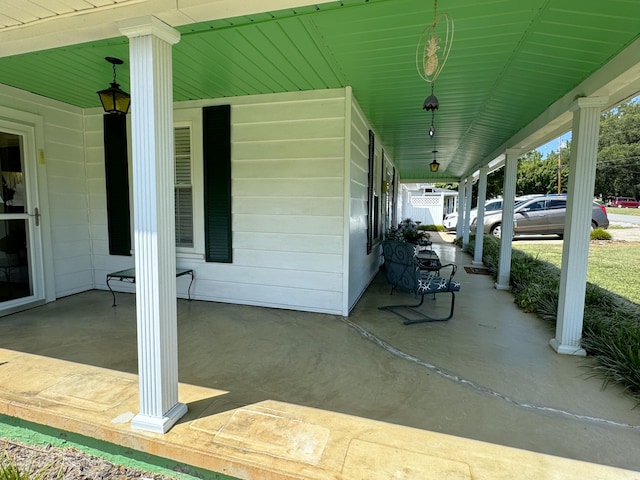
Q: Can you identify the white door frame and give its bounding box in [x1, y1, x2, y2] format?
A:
[0, 107, 53, 314]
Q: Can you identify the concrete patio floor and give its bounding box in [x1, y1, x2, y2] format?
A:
[0, 236, 639, 479]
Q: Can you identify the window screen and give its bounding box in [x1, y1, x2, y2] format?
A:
[174, 126, 193, 248]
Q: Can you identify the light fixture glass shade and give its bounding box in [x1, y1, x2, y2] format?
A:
[98, 82, 130, 114]
[430, 149, 439, 172]
[97, 57, 130, 115]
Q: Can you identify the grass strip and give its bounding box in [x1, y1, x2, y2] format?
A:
[0, 415, 237, 480]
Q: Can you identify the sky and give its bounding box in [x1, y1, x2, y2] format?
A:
[535, 94, 639, 159]
[536, 131, 572, 158]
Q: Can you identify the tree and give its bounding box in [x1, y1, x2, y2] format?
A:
[596, 101, 640, 200]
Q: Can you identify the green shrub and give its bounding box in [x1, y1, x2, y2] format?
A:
[590, 228, 612, 241]
[418, 224, 445, 232]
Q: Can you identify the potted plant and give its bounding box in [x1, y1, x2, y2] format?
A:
[386, 218, 431, 245]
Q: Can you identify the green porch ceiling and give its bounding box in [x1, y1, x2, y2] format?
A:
[0, 0, 638, 180]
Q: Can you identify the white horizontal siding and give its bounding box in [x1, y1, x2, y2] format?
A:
[89, 89, 348, 314]
[225, 91, 346, 312]
[83, 108, 134, 288]
[348, 96, 386, 311]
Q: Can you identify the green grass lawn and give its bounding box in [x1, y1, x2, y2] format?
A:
[607, 207, 640, 216]
[513, 241, 640, 305]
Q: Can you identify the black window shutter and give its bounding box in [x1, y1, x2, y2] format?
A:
[202, 105, 232, 263]
[103, 114, 131, 256]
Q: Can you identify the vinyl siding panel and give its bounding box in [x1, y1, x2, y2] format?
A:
[211, 89, 346, 313]
[348, 95, 385, 311]
[85, 109, 134, 285]
[89, 89, 348, 314]
[2, 84, 388, 316]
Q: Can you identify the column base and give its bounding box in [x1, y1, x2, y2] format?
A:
[549, 338, 586, 356]
[471, 260, 484, 266]
[494, 282, 509, 291]
[131, 402, 188, 434]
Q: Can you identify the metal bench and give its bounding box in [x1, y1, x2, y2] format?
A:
[379, 240, 460, 325]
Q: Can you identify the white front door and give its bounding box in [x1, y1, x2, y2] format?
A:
[0, 124, 45, 315]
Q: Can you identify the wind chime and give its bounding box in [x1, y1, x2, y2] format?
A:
[416, 0, 454, 172]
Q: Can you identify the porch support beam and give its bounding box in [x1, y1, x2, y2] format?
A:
[551, 97, 608, 356]
[120, 16, 186, 433]
[473, 166, 488, 266]
[455, 182, 464, 239]
[495, 148, 522, 290]
[462, 176, 473, 247]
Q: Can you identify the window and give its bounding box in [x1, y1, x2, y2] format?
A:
[525, 200, 545, 211]
[174, 126, 193, 248]
[485, 201, 502, 212]
[547, 199, 566, 210]
[173, 109, 204, 256]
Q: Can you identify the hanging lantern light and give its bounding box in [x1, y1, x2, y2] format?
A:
[97, 57, 130, 115]
[430, 150, 440, 173]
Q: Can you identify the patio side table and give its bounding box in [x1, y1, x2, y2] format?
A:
[106, 267, 194, 306]
[416, 249, 441, 274]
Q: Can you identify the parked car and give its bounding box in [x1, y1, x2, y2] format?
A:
[443, 198, 504, 230]
[443, 195, 542, 230]
[470, 195, 609, 238]
[607, 196, 640, 208]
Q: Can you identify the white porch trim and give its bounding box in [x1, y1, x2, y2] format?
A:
[550, 96, 608, 356]
[121, 16, 187, 433]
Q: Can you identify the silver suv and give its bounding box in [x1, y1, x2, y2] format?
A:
[470, 195, 609, 238]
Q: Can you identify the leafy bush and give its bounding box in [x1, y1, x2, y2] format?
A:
[469, 234, 640, 401]
[418, 224, 445, 232]
[387, 218, 430, 243]
[590, 228, 612, 241]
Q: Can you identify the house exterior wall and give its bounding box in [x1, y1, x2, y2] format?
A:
[91, 88, 352, 315]
[347, 95, 384, 311]
[84, 110, 134, 280]
[0, 84, 93, 299]
[1, 84, 394, 316]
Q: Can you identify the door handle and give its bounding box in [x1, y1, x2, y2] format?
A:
[29, 207, 40, 227]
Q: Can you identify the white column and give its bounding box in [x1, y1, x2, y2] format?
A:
[551, 97, 608, 356]
[120, 16, 186, 433]
[495, 148, 522, 290]
[455, 181, 465, 239]
[473, 166, 488, 265]
[462, 176, 473, 247]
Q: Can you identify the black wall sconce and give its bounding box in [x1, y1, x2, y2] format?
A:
[97, 57, 130, 115]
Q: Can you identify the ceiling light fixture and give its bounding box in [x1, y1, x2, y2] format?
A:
[430, 150, 440, 173]
[97, 57, 130, 115]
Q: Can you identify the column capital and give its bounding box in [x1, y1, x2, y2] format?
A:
[569, 96, 609, 112]
[478, 165, 489, 174]
[505, 148, 525, 158]
[119, 15, 180, 45]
